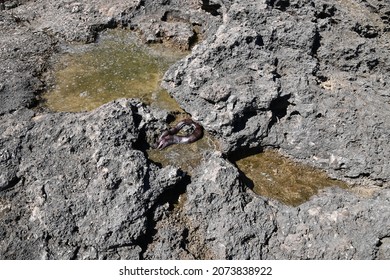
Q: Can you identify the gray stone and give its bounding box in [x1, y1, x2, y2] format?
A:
[1, 0, 390, 260]
[145, 153, 390, 259]
[265, 187, 390, 259]
[0, 100, 186, 259]
[162, 0, 390, 186]
[183, 153, 277, 259]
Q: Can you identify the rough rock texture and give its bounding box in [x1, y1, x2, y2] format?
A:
[266, 187, 390, 259]
[144, 153, 390, 260]
[0, 99, 186, 259]
[0, 0, 216, 113]
[163, 0, 390, 186]
[1, 0, 390, 260]
[0, 12, 57, 114]
[126, 0, 221, 50]
[144, 153, 278, 259]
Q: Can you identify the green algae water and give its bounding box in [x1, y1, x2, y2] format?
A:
[43, 29, 186, 112]
[43, 29, 349, 205]
[235, 150, 349, 206]
[43, 28, 217, 173]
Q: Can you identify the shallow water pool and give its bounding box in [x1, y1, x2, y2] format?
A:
[43, 29, 186, 112]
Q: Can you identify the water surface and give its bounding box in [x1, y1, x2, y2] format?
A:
[42, 29, 349, 206]
[43, 29, 186, 112]
[235, 150, 349, 206]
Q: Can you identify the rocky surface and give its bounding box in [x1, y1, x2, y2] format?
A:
[146, 154, 390, 259]
[1, 0, 390, 260]
[0, 11, 57, 114]
[163, 0, 390, 186]
[0, 99, 186, 259]
[0, 0, 214, 114]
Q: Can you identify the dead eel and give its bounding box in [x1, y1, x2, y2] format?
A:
[155, 119, 203, 150]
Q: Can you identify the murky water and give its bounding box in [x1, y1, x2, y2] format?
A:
[235, 150, 349, 206]
[43, 29, 186, 112]
[43, 28, 217, 173]
[42, 29, 349, 206]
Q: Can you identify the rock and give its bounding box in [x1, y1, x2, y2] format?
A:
[0, 100, 186, 259]
[10, 0, 133, 43]
[128, 0, 222, 50]
[1, 0, 390, 260]
[267, 0, 390, 185]
[183, 153, 277, 259]
[0, 12, 57, 114]
[162, 0, 390, 186]
[0, 109, 35, 191]
[144, 153, 390, 259]
[1, 0, 28, 10]
[266, 187, 390, 259]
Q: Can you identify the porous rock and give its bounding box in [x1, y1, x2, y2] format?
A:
[143, 153, 390, 259]
[162, 0, 390, 186]
[1, 0, 390, 260]
[0, 100, 185, 259]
